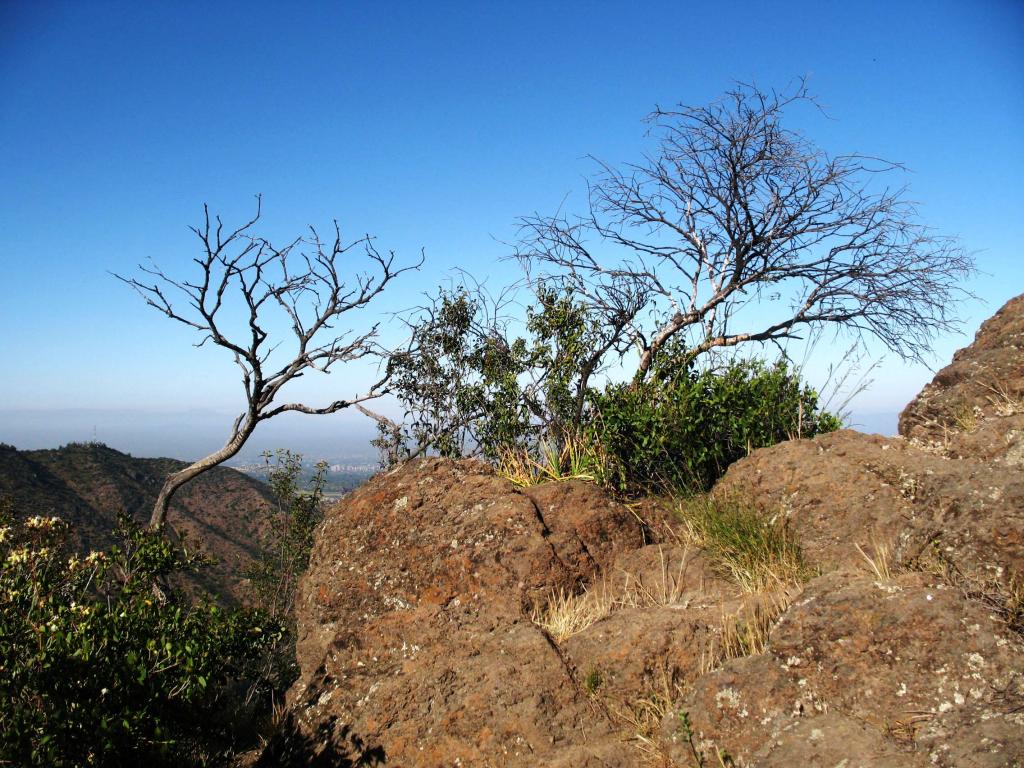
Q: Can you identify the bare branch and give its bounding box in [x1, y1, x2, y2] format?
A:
[116, 201, 419, 528]
[516, 82, 974, 381]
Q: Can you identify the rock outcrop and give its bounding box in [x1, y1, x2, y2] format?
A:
[900, 293, 1024, 445]
[264, 294, 1024, 767]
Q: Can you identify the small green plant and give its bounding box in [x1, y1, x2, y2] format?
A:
[676, 496, 811, 593]
[675, 710, 735, 767]
[496, 431, 607, 487]
[244, 450, 326, 690]
[0, 503, 281, 767]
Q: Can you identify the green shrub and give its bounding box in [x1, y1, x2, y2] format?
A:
[590, 358, 839, 494]
[244, 450, 326, 690]
[0, 505, 281, 767]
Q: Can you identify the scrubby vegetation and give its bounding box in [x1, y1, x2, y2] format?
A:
[0, 504, 281, 767]
[244, 450, 327, 691]
[673, 494, 812, 593]
[381, 285, 840, 496]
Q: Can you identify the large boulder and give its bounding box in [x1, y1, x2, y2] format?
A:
[670, 571, 1024, 767]
[263, 459, 648, 766]
[712, 428, 1024, 580]
[900, 293, 1024, 445]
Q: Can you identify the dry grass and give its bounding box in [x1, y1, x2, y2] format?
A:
[855, 539, 897, 581]
[531, 547, 695, 642]
[613, 664, 737, 767]
[697, 594, 792, 679]
[496, 432, 607, 487]
[951, 401, 981, 433]
[530, 584, 616, 642]
[985, 380, 1024, 417]
[610, 664, 689, 766]
[910, 541, 1024, 635]
[675, 496, 811, 593]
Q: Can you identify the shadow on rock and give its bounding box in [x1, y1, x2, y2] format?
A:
[256, 714, 386, 767]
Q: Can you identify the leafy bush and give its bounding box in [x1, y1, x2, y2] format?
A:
[384, 281, 838, 493]
[382, 283, 618, 465]
[0, 505, 281, 767]
[590, 358, 839, 493]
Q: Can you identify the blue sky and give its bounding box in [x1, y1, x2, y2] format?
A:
[1, 0, 1022, 460]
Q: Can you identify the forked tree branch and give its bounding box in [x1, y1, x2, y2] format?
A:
[115, 197, 421, 528]
[514, 80, 975, 382]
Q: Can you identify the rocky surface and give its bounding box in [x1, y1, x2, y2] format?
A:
[900, 293, 1024, 444]
[264, 294, 1024, 766]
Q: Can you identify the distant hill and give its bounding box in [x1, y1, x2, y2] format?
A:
[0, 442, 275, 602]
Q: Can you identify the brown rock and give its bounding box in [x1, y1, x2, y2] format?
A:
[900, 293, 1024, 443]
[272, 458, 644, 766]
[669, 572, 1024, 767]
[713, 428, 1024, 581]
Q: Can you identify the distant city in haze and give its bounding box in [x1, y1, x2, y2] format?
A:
[0, 404, 902, 466]
[0, 408, 381, 467]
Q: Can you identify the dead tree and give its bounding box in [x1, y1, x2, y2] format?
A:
[117, 198, 420, 529]
[515, 81, 975, 382]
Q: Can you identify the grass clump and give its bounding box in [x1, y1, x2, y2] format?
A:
[530, 547, 694, 642]
[675, 496, 811, 593]
[530, 585, 615, 643]
[496, 431, 608, 487]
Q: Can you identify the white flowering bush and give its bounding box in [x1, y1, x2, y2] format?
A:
[0, 503, 282, 767]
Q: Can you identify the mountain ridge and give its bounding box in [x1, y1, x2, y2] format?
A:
[0, 441, 274, 601]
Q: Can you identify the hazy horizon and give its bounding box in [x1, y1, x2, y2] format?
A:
[0, 403, 904, 464]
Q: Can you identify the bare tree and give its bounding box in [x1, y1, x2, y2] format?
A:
[117, 198, 420, 529]
[515, 81, 974, 382]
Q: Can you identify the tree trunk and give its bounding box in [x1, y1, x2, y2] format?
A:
[149, 418, 256, 529]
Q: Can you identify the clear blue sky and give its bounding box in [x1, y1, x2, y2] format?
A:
[1, 0, 1022, 459]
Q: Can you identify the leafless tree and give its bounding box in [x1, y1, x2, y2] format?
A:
[117, 198, 420, 529]
[515, 81, 975, 382]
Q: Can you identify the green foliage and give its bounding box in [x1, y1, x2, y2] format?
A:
[0, 504, 281, 767]
[590, 357, 840, 494]
[386, 283, 838, 495]
[383, 283, 618, 469]
[383, 288, 536, 462]
[244, 450, 325, 689]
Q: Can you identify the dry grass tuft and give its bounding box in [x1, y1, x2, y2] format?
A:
[612, 664, 683, 765]
[496, 432, 607, 487]
[698, 594, 792, 678]
[855, 539, 897, 581]
[531, 547, 695, 642]
[951, 401, 981, 433]
[675, 495, 811, 593]
[530, 584, 616, 643]
[985, 380, 1024, 417]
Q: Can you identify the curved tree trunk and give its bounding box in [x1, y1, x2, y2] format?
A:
[149, 417, 256, 529]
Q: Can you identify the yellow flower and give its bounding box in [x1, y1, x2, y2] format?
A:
[6, 548, 29, 565]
